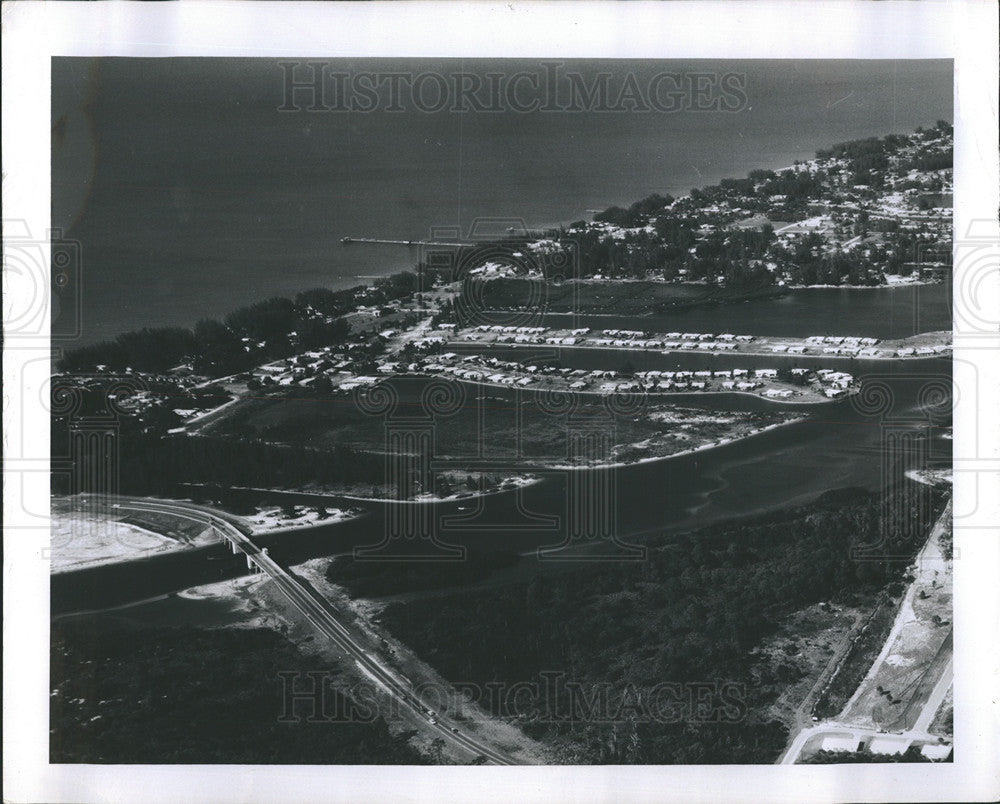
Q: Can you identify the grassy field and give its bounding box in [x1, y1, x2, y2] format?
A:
[204, 390, 792, 469]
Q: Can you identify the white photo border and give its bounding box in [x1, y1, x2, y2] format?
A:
[3, 2, 998, 803]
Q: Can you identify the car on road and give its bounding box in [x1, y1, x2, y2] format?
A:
[429, 718, 437, 725]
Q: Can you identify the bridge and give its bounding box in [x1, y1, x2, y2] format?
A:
[109, 497, 519, 765]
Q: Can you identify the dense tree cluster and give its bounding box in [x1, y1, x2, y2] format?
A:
[60, 272, 420, 377]
[592, 193, 676, 229]
[59, 327, 198, 374]
[50, 622, 427, 764]
[804, 747, 935, 764]
[544, 123, 953, 287]
[49, 384, 383, 496]
[377, 487, 946, 764]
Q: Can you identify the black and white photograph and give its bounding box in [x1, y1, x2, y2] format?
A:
[3, 2, 998, 803]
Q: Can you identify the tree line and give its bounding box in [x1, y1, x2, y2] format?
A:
[59, 271, 420, 377]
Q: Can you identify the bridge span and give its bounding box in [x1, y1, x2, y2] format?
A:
[109, 497, 519, 765]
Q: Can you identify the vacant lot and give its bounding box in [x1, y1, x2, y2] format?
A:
[835, 500, 953, 732]
[49, 498, 216, 573]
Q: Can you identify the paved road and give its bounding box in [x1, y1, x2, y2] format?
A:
[779, 721, 949, 765]
[912, 653, 953, 734]
[110, 497, 519, 765]
[778, 499, 954, 764]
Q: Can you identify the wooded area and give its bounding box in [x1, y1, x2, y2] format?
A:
[376, 487, 946, 763]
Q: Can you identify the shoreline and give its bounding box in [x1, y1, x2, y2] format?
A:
[449, 337, 948, 363]
[786, 281, 941, 290]
[544, 416, 808, 472]
[448, 376, 852, 406]
[337, 474, 541, 506]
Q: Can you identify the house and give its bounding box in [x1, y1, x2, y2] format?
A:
[820, 735, 861, 753]
[920, 743, 952, 761]
[868, 737, 908, 756]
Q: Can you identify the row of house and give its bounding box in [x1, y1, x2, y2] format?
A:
[807, 335, 880, 346]
[897, 345, 950, 357]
